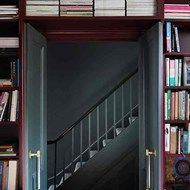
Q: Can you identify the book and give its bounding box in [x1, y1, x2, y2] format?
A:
[166, 22, 171, 52]
[169, 59, 175, 86]
[0, 161, 3, 190]
[7, 161, 18, 190]
[165, 124, 170, 152]
[183, 131, 188, 154]
[0, 92, 9, 122]
[10, 90, 18, 122]
[170, 126, 177, 154]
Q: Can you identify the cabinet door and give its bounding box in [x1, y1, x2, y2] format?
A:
[139, 22, 163, 190]
[24, 24, 47, 190]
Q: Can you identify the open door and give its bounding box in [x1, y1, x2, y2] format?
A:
[24, 24, 47, 190]
[139, 22, 163, 190]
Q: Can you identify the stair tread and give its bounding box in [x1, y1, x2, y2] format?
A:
[116, 128, 123, 135]
[74, 162, 85, 172]
[102, 139, 112, 147]
[90, 150, 98, 158]
[65, 173, 72, 180]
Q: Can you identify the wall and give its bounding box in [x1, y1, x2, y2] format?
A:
[47, 41, 139, 178]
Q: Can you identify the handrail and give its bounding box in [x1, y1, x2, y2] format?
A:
[47, 68, 138, 145]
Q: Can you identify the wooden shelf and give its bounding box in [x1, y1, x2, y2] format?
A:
[164, 52, 190, 57]
[164, 86, 190, 90]
[165, 120, 189, 124]
[0, 86, 19, 91]
[24, 16, 161, 41]
[0, 155, 19, 160]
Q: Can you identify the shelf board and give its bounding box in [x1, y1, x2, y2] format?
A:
[24, 16, 161, 41]
[165, 86, 190, 90]
[164, 52, 190, 57]
[165, 0, 190, 4]
[0, 121, 19, 127]
[0, 155, 19, 160]
[0, 86, 19, 91]
[165, 120, 189, 124]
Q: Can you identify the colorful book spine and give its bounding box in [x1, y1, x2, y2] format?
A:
[169, 59, 175, 86]
[167, 90, 171, 120]
[166, 58, 170, 86]
[183, 131, 188, 154]
[166, 21, 172, 52]
[170, 126, 177, 154]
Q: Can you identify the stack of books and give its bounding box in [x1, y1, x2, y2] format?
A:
[0, 90, 19, 122]
[26, 0, 59, 16]
[165, 124, 190, 154]
[0, 160, 18, 190]
[166, 22, 180, 53]
[126, 0, 156, 16]
[0, 145, 17, 157]
[165, 58, 183, 87]
[0, 37, 19, 49]
[165, 4, 190, 19]
[0, 5, 18, 19]
[94, 0, 125, 16]
[60, 0, 93, 16]
[165, 90, 190, 121]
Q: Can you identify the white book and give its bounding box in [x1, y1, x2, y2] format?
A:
[10, 90, 18, 122]
[175, 59, 179, 86]
[61, 0, 92, 4]
[95, 0, 125, 9]
[174, 26, 180, 53]
[127, 12, 155, 16]
[0, 37, 19, 48]
[0, 92, 9, 121]
[95, 10, 125, 16]
[177, 128, 181, 154]
[188, 124, 190, 153]
[27, 1, 59, 5]
[165, 124, 170, 152]
[7, 161, 18, 190]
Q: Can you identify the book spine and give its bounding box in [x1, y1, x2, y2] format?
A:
[174, 26, 180, 52]
[188, 124, 190, 153]
[166, 21, 172, 52]
[167, 90, 171, 120]
[170, 126, 177, 154]
[165, 124, 170, 152]
[183, 131, 188, 154]
[177, 128, 181, 154]
[0, 161, 3, 190]
[169, 59, 175, 86]
[187, 93, 190, 120]
[178, 59, 182, 86]
[10, 90, 18, 122]
[165, 92, 168, 120]
[171, 92, 175, 120]
[166, 58, 170, 86]
[175, 59, 179, 86]
[175, 92, 179, 120]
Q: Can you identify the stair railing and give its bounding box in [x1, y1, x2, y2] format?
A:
[47, 68, 138, 189]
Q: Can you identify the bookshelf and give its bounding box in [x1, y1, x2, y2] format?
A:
[0, 0, 20, 189]
[163, 0, 190, 189]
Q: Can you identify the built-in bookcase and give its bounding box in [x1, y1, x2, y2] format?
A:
[164, 1, 190, 189]
[0, 0, 20, 189]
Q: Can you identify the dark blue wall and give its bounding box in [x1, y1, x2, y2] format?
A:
[47, 41, 139, 178]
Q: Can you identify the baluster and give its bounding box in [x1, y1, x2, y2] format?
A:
[80, 121, 83, 167]
[88, 114, 91, 152]
[113, 91, 116, 138]
[62, 145, 65, 181]
[105, 99, 108, 141]
[71, 128, 74, 173]
[122, 85, 124, 129]
[97, 106, 100, 151]
[54, 142, 57, 189]
[130, 78, 132, 123]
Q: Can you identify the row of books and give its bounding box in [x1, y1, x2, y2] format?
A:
[0, 59, 19, 88]
[61, 0, 93, 17]
[165, 4, 190, 19]
[0, 5, 18, 20]
[0, 90, 19, 122]
[165, 90, 190, 121]
[165, 58, 182, 87]
[0, 145, 17, 157]
[0, 160, 18, 190]
[166, 21, 180, 53]
[26, 0, 59, 16]
[165, 124, 190, 154]
[0, 38, 19, 49]
[26, 0, 156, 16]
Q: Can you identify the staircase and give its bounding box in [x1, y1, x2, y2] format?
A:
[47, 69, 139, 190]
